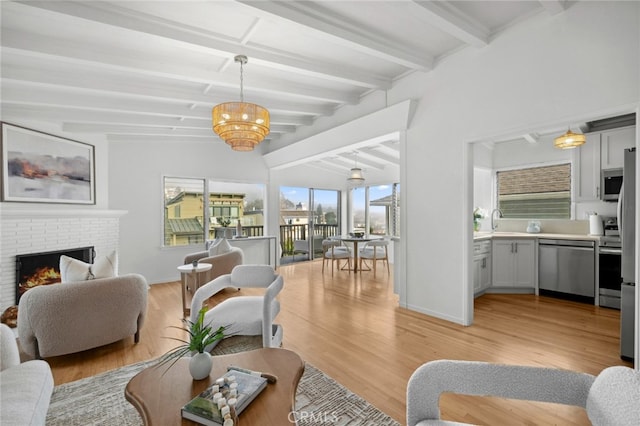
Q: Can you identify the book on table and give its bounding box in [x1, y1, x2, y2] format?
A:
[181, 370, 268, 425]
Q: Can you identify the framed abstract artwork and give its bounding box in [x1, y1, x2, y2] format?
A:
[1, 123, 95, 204]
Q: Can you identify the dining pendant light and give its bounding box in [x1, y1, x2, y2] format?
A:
[348, 152, 365, 184]
[554, 128, 586, 149]
[212, 55, 270, 152]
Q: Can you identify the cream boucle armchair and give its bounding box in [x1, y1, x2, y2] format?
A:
[407, 359, 640, 425]
[182, 246, 244, 290]
[17, 273, 148, 359]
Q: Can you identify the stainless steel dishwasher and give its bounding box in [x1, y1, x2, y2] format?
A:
[538, 239, 595, 299]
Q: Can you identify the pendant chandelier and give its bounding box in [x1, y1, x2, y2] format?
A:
[554, 128, 586, 149]
[347, 152, 365, 184]
[212, 55, 270, 152]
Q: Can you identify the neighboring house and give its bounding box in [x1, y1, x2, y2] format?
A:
[165, 191, 250, 244]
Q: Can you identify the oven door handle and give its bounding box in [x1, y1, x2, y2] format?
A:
[599, 248, 622, 254]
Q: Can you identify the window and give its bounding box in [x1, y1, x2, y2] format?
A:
[497, 163, 571, 219]
[164, 177, 206, 247]
[350, 183, 400, 236]
[163, 177, 265, 247]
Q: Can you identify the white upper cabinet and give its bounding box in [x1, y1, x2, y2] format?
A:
[600, 126, 636, 170]
[573, 133, 601, 202]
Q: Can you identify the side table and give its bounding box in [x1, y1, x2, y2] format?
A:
[177, 263, 213, 318]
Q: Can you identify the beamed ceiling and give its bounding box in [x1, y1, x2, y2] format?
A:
[1, 1, 571, 174]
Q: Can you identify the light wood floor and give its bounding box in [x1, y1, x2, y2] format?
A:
[45, 259, 631, 425]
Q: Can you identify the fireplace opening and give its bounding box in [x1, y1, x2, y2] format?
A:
[15, 246, 95, 304]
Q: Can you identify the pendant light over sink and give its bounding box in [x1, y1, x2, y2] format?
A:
[554, 128, 586, 149]
[212, 55, 270, 152]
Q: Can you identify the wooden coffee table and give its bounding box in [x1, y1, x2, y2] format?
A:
[125, 348, 305, 425]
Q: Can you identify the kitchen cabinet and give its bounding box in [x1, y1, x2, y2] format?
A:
[601, 126, 635, 170]
[573, 126, 636, 202]
[473, 241, 491, 295]
[573, 133, 601, 201]
[491, 239, 535, 289]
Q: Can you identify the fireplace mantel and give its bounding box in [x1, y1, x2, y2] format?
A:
[0, 205, 127, 218]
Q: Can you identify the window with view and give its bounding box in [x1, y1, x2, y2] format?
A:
[163, 177, 265, 247]
[497, 163, 571, 219]
[350, 183, 400, 236]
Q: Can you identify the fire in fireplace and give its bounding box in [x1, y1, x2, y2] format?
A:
[15, 246, 94, 303]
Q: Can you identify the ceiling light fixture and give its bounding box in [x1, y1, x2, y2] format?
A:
[554, 128, 586, 149]
[212, 55, 270, 152]
[348, 152, 365, 184]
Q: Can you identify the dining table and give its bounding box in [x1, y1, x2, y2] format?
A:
[332, 235, 381, 272]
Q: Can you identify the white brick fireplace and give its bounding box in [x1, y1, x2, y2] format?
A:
[0, 205, 126, 311]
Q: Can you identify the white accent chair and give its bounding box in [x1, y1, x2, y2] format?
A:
[190, 265, 284, 348]
[1, 323, 53, 425]
[322, 239, 351, 275]
[359, 239, 390, 277]
[406, 359, 640, 425]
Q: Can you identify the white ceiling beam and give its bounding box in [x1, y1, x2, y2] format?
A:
[18, 1, 390, 89]
[338, 153, 386, 171]
[2, 33, 358, 105]
[105, 134, 278, 146]
[407, 0, 489, 48]
[61, 122, 293, 135]
[358, 147, 400, 165]
[305, 162, 347, 176]
[2, 104, 312, 128]
[264, 101, 411, 170]
[238, 0, 433, 71]
[2, 78, 333, 117]
[539, 1, 566, 15]
[523, 133, 539, 144]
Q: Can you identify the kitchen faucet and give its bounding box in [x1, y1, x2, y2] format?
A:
[491, 208, 503, 231]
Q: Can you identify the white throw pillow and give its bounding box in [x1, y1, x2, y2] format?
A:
[59, 255, 92, 282]
[217, 238, 232, 254]
[92, 250, 118, 279]
[207, 238, 232, 256]
[59, 250, 118, 282]
[207, 238, 223, 256]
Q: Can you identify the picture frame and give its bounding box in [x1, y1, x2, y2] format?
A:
[1, 123, 95, 204]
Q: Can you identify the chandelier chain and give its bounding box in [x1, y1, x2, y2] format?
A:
[239, 59, 244, 103]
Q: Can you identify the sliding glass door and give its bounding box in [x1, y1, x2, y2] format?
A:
[279, 186, 341, 262]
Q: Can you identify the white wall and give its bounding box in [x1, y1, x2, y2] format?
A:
[108, 140, 270, 284]
[105, 3, 639, 331]
[359, 1, 638, 324]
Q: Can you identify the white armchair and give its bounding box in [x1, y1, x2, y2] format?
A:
[407, 359, 640, 425]
[190, 265, 283, 349]
[1, 324, 53, 425]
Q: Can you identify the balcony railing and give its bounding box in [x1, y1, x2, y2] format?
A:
[206, 223, 339, 256]
[280, 224, 339, 256]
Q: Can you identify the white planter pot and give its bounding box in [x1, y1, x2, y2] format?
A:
[189, 352, 212, 380]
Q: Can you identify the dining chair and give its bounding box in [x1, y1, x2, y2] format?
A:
[322, 239, 351, 276]
[292, 239, 310, 261]
[359, 239, 390, 277]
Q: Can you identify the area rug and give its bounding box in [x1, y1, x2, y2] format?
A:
[46, 337, 400, 426]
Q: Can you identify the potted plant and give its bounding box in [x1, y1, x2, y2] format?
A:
[217, 216, 233, 238]
[473, 208, 485, 232]
[157, 307, 226, 380]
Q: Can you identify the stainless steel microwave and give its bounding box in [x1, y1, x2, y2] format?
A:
[602, 168, 623, 202]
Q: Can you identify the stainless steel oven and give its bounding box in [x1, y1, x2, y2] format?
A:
[599, 237, 622, 309]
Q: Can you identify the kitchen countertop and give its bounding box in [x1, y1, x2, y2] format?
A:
[474, 231, 601, 242]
